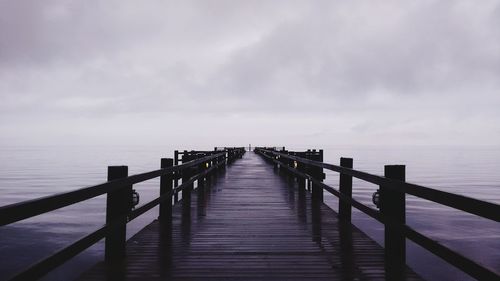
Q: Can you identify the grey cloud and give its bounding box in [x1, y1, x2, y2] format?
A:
[208, 1, 500, 99]
[0, 0, 499, 145]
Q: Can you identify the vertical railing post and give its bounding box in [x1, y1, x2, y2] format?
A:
[293, 154, 299, 182]
[297, 159, 306, 198]
[306, 150, 312, 192]
[159, 158, 173, 226]
[280, 150, 288, 174]
[311, 150, 322, 242]
[182, 154, 192, 216]
[338, 157, 353, 222]
[287, 152, 294, 179]
[311, 150, 324, 202]
[197, 157, 207, 217]
[286, 151, 292, 176]
[174, 150, 179, 203]
[282, 150, 287, 173]
[206, 158, 212, 186]
[105, 166, 130, 262]
[381, 165, 406, 280]
[198, 154, 206, 188]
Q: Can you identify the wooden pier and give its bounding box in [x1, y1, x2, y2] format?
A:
[0, 147, 498, 281]
[79, 152, 420, 280]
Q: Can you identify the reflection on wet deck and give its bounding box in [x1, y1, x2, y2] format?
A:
[79, 153, 422, 281]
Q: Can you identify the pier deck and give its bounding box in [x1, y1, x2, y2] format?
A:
[79, 153, 421, 281]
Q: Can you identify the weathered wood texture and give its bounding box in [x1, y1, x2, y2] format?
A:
[79, 153, 422, 281]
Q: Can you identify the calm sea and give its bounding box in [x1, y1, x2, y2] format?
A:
[0, 145, 499, 280]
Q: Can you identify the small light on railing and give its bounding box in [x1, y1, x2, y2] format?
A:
[372, 190, 380, 208]
[131, 189, 140, 209]
[205, 162, 209, 168]
[293, 161, 298, 169]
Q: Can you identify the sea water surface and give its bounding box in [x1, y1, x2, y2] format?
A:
[0, 145, 499, 280]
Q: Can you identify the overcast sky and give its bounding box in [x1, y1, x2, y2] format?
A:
[1, 0, 499, 147]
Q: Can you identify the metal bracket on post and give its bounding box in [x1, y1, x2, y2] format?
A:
[372, 190, 380, 208]
[131, 189, 140, 209]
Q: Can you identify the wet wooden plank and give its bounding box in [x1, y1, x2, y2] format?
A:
[78, 153, 422, 281]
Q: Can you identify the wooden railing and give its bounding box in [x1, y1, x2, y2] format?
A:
[0, 147, 246, 281]
[255, 147, 500, 281]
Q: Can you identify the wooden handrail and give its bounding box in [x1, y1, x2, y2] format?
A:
[256, 148, 500, 222]
[255, 147, 499, 280]
[0, 152, 225, 226]
[2, 147, 246, 281]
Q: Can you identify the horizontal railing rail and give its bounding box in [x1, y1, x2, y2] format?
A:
[1, 147, 246, 281]
[172, 147, 245, 202]
[0, 153, 224, 226]
[258, 149, 499, 222]
[255, 147, 499, 281]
